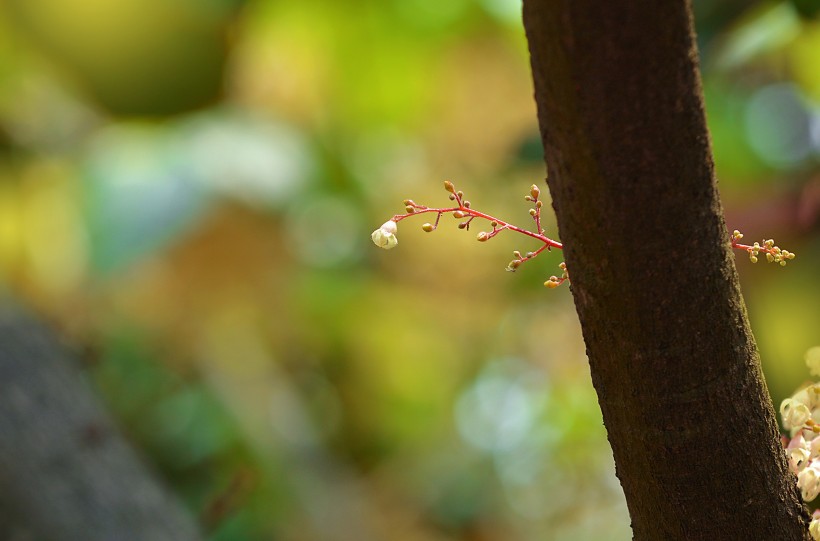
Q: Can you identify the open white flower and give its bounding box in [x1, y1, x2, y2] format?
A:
[790, 384, 820, 412]
[781, 398, 812, 430]
[799, 464, 820, 502]
[371, 220, 398, 250]
[788, 446, 811, 473]
[811, 514, 820, 540]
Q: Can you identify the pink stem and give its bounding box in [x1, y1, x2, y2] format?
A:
[392, 205, 563, 250]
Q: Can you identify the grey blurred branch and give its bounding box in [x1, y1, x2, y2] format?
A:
[0, 304, 202, 541]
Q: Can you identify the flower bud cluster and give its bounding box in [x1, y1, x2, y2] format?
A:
[781, 347, 820, 538]
[544, 262, 568, 289]
[732, 230, 796, 265]
[370, 180, 566, 286]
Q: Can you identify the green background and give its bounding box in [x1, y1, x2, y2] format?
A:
[1, 1, 819, 539]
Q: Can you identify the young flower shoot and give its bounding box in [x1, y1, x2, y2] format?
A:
[371, 180, 567, 287]
[372, 180, 795, 289]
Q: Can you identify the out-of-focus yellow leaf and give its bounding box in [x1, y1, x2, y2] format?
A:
[789, 21, 820, 101]
[18, 162, 88, 299]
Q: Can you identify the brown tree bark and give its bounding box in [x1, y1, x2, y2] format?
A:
[522, 1, 810, 539]
[0, 304, 203, 541]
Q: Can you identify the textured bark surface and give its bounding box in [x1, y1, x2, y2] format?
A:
[0, 305, 202, 541]
[522, 1, 810, 539]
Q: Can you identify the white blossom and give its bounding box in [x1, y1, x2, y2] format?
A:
[788, 447, 811, 473]
[791, 384, 820, 412]
[781, 398, 812, 430]
[811, 516, 820, 540]
[788, 432, 808, 450]
[371, 220, 398, 250]
[798, 465, 820, 502]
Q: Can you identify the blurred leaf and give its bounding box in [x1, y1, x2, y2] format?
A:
[82, 123, 209, 273]
[744, 83, 814, 169]
[177, 110, 313, 208]
[704, 82, 769, 184]
[790, 0, 820, 19]
[789, 21, 820, 101]
[5, 0, 242, 115]
[714, 1, 800, 69]
[148, 385, 240, 469]
[92, 329, 177, 420]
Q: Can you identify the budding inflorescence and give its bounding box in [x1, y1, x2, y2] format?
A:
[371, 182, 797, 290]
[371, 180, 567, 287]
[543, 262, 569, 289]
[731, 230, 796, 266]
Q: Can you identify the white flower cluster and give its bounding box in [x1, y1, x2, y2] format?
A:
[781, 347, 820, 539]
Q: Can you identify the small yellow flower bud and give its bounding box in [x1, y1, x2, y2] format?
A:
[508, 260, 521, 270]
[529, 209, 537, 216]
[444, 180, 455, 193]
[530, 184, 540, 199]
[788, 253, 796, 260]
[453, 210, 465, 219]
[544, 280, 559, 289]
[406, 206, 415, 213]
[422, 223, 434, 232]
[476, 232, 489, 242]
[780, 260, 786, 266]
[766, 253, 774, 263]
[750, 255, 758, 263]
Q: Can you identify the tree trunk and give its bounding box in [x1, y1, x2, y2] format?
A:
[522, 1, 809, 539]
[0, 304, 203, 541]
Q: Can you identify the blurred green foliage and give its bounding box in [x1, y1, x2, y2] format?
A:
[0, 1, 819, 539]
